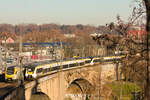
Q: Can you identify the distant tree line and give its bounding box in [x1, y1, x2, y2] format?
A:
[0, 24, 111, 35]
[0, 24, 114, 43]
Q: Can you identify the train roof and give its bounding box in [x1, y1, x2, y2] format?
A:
[7, 64, 21, 67]
[63, 58, 75, 61]
[7, 65, 25, 70]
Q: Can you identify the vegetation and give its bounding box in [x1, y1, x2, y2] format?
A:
[101, 81, 142, 100]
[93, 0, 150, 99]
[110, 81, 141, 100]
[0, 24, 108, 42]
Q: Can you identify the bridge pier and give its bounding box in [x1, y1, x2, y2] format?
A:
[38, 73, 66, 100]
[25, 72, 67, 100]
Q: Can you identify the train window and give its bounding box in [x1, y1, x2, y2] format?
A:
[36, 68, 43, 73]
[76, 63, 79, 66]
[79, 62, 84, 66]
[51, 66, 59, 71]
[51, 67, 55, 71]
[105, 59, 111, 62]
[28, 67, 35, 72]
[47, 68, 51, 72]
[74, 63, 77, 66]
[69, 63, 76, 67]
[43, 68, 50, 73]
[7, 67, 15, 75]
[105, 59, 115, 62]
[85, 60, 91, 64]
[76, 62, 80, 66]
[63, 65, 68, 68]
[43, 69, 46, 73]
[93, 59, 100, 63]
[56, 66, 60, 70]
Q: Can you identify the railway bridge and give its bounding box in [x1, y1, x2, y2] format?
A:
[0, 62, 121, 100]
[20, 62, 120, 100]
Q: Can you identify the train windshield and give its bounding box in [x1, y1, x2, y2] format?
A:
[27, 67, 35, 72]
[26, 63, 37, 72]
[28, 67, 35, 72]
[7, 67, 15, 75]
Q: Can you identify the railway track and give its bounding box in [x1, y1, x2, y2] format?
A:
[0, 80, 29, 98]
[0, 82, 18, 98]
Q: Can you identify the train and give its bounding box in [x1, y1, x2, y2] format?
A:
[4, 55, 125, 81]
[25, 57, 96, 79]
[102, 55, 125, 62]
[5, 65, 25, 81]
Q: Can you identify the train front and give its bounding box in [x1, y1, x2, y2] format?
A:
[5, 66, 16, 81]
[25, 66, 36, 79]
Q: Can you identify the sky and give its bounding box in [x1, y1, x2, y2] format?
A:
[0, 0, 133, 26]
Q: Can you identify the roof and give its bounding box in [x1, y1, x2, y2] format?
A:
[23, 42, 68, 47]
[6, 37, 14, 43]
[127, 30, 147, 35]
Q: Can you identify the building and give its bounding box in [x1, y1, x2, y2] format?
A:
[64, 34, 75, 38]
[1, 37, 15, 44]
[127, 26, 147, 37]
[22, 42, 66, 60]
[6, 37, 15, 43]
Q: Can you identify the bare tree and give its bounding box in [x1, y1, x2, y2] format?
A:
[92, 1, 150, 99]
[143, 0, 150, 99]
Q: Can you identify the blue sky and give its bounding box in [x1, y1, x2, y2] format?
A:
[0, 0, 133, 25]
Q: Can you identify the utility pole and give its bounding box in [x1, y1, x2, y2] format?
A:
[0, 48, 3, 74]
[53, 36, 57, 60]
[82, 46, 85, 57]
[40, 46, 42, 60]
[19, 35, 22, 57]
[4, 37, 7, 73]
[115, 44, 119, 81]
[18, 31, 24, 85]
